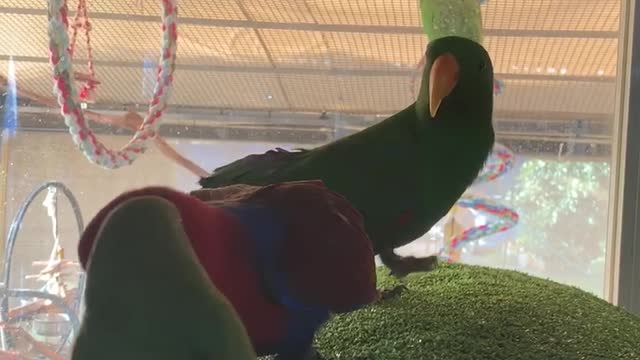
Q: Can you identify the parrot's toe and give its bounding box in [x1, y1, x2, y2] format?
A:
[72, 196, 255, 360]
[378, 284, 409, 301]
[381, 250, 439, 278]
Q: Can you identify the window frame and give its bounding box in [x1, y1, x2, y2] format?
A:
[606, 0, 640, 315]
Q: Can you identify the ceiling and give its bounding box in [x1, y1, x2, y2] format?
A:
[0, 0, 621, 123]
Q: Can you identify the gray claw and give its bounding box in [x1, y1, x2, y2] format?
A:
[387, 255, 439, 278]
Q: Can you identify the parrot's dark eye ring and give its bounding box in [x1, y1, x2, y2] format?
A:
[478, 61, 487, 72]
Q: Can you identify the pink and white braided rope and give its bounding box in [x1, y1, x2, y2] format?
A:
[47, 0, 178, 169]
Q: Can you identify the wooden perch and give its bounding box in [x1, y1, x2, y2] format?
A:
[0, 325, 66, 360]
[7, 288, 78, 320]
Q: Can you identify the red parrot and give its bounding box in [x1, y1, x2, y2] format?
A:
[75, 180, 378, 359]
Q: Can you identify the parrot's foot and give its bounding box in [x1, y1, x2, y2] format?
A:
[380, 249, 438, 278]
[72, 196, 256, 360]
[378, 284, 409, 302]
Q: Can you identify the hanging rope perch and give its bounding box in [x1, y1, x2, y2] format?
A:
[68, 0, 100, 103]
[46, 0, 178, 169]
[0, 75, 209, 178]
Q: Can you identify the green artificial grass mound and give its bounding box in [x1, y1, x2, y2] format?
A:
[314, 263, 640, 360]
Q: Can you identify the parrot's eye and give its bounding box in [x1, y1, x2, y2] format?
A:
[478, 61, 487, 72]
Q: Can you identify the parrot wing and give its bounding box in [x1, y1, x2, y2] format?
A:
[199, 147, 311, 188]
[198, 107, 415, 191]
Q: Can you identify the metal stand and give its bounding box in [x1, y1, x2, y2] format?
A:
[0, 181, 85, 355]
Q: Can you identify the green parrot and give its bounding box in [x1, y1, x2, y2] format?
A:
[71, 196, 257, 360]
[199, 36, 495, 277]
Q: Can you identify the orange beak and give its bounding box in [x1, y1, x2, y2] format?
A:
[429, 53, 460, 118]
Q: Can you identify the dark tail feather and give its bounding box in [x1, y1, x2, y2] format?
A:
[199, 147, 307, 189]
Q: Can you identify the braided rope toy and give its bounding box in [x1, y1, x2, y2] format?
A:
[68, 0, 99, 103]
[472, 142, 515, 184]
[439, 143, 520, 262]
[47, 0, 178, 169]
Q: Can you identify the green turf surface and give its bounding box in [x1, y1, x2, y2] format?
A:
[312, 263, 640, 360]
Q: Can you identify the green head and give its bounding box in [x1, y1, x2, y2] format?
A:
[416, 36, 494, 125]
[412, 36, 495, 228]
